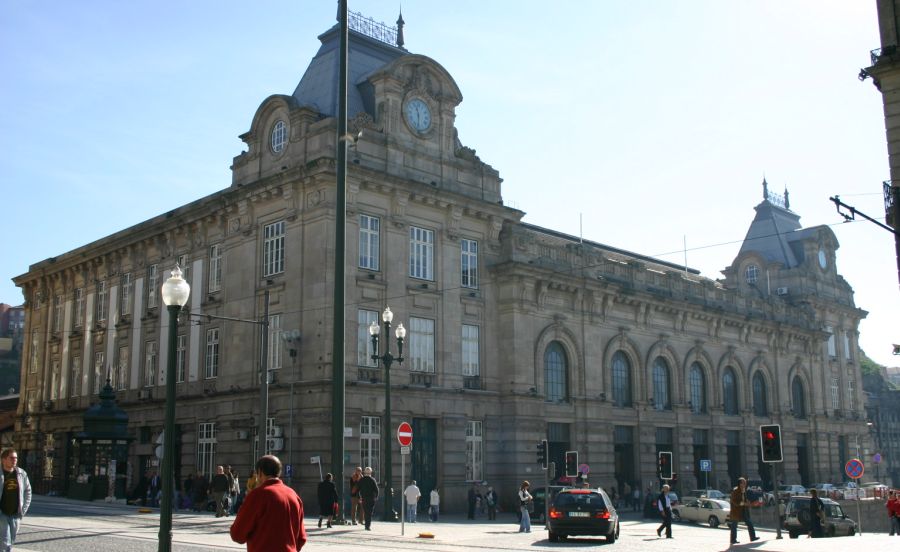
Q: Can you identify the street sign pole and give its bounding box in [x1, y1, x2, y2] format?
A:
[845, 458, 864, 535]
[772, 463, 781, 539]
[544, 457, 550, 528]
[401, 447, 406, 536]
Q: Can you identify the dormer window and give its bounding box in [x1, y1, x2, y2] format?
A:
[271, 120, 287, 154]
[744, 264, 759, 284]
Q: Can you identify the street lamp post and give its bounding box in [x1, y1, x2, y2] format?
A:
[369, 307, 405, 522]
[159, 266, 190, 552]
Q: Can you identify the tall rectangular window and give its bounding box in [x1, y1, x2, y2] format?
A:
[461, 239, 478, 289]
[94, 351, 105, 393]
[206, 328, 219, 378]
[50, 361, 60, 400]
[120, 273, 132, 316]
[52, 295, 63, 333]
[465, 420, 484, 482]
[357, 310, 378, 367]
[359, 215, 380, 270]
[263, 221, 286, 276]
[176, 334, 187, 383]
[826, 325, 836, 357]
[144, 341, 157, 387]
[848, 378, 855, 410]
[70, 356, 81, 398]
[831, 377, 840, 410]
[96, 280, 107, 322]
[208, 244, 222, 292]
[29, 335, 39, 374]
[177, 255, 191, 284]
[147, 265, 158, 309]
[409, 226, 434, 280]
[843, 332, 852, 360]
[74, 288, 84, 328]
[360, 416, 381, 481]
[115, 346, 128, 391]
[197, 422, 217, 480]
[461, 324, 479, 376]
[409, 317, 435, 373]
[268, 314, 282, 371]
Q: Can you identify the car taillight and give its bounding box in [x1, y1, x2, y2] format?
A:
[549, 508, 563, 519]
[594, 511, 610, 519]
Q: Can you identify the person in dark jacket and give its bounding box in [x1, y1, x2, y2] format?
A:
[210, 466, 231, 517]
[808, 488, 825, 538]
[317, 473, 339, 528]
[357, 467, 379, 530]
[728, 477, 759, 544]
[656, 484, 672, 538]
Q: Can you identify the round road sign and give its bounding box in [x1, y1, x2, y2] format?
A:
[578, 463, 590, 475]
[873, 453, 882, 465]
[845, 458, 864, 479]
[397, 422, 413, 446]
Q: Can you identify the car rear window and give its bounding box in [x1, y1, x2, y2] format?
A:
[555, 492, 606, 508]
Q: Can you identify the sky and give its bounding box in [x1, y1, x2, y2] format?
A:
[1, 1, 898, 368]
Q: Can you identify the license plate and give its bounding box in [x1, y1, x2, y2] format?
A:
[569, 512, 590, 517]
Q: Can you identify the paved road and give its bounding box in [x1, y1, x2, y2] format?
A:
[12, 495, 900, 551]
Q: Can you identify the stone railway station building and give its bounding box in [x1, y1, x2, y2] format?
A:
[13, 13, 870, 512]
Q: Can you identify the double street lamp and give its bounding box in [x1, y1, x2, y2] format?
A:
[159, 266, 190, 552]
[368, 307, 405, 522]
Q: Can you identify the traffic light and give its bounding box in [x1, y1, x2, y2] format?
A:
[658, 451, 673, 480]
[565, 450, 578, 477]
[537, 439, 548, 469]
[760, 424, 783, 463]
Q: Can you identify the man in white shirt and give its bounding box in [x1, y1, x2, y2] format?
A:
[656, 484, 673, 538]
[429, 488, 440, 521]
[404, 481, 421, 523]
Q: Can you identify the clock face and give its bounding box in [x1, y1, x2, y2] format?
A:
[818, 249, 827, 269]
[404, 98, 432, 133]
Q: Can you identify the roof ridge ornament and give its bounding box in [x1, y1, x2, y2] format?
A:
[762, 177, 790, 210]
[344, 7, 402, 48]
[397, 9, 405, 49]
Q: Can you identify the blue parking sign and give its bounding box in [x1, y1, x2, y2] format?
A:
[699, 459, 711, 472]
[285, 464, 293, 477]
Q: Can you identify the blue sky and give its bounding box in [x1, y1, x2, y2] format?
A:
[2, 1, 897, 367]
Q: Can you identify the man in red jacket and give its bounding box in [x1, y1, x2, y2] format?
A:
[230, 455, 307, 551]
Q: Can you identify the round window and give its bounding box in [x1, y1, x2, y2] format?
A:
[271, 120, 287, 154]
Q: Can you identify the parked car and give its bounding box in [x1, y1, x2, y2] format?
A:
[667, 490, 679, 505]
[547, 488, 620, 543]
[687, 489, 727, 500]
[672, 498, 731, 528]
[835, 483, 860, 500]
[777, 484, 807, 500]
[813, 483, 841, 500]
[861, 482, 889, 498]
[783, 496, 858, 538]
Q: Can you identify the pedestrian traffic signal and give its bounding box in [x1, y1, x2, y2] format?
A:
[537, 439, 548, 469]
[565, 450, 578, 477]
[760, 424, 783, 463]
[658, 451, 673, 480]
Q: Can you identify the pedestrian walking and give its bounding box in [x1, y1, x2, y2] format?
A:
[632, 485, 640, 513]
[485, 486, 498, 520]
[349, 467, 363, 525]
[887, 490, 899, 535]
[147, 470, 161, 507]
[518, 481, 533, 533]
[728, 477, 759, 545]
[429, 488, 440, 522]
[656, 484, 673, 539]
[210, 466, 231, 517]
[403, 480, 421, 522]
[467, 482, 477, 520]
[227, 466, 240, 515]
[230, 455, 306, 551]
[0, 449, 31, 552]
[808, 488, 825, 538]
[357, 467, 379, 530]
[317, 473, 339, 528]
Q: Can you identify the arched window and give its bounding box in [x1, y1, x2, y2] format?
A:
[689, 363, 706, 414]
[723, 368, 738, 415]
[652, 357, 671, 410]
[791, 376, 806, 419]
[612, 351, 632, 407]
[752, 372, 768, 417]
[544, 342, 567, 402]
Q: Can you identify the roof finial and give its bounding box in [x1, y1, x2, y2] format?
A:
[762, 176, 769, 200]
[784, 186, 790, 210]
[396, 7, 405, 48]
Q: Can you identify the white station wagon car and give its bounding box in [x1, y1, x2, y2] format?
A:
[672, 498, 731, 528]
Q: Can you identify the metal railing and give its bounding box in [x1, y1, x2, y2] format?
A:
[349, 10, 398, 46]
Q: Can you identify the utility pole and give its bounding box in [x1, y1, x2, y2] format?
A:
[257, 290, 270, 458]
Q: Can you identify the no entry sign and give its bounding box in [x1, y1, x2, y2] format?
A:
[397, 422, 413, 446]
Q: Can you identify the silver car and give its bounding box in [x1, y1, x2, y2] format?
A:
[672, 498, 730, 528]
